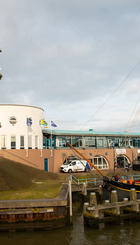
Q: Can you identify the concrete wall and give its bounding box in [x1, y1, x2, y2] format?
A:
[52, 148, 139, 173]
[0, 149, 51, 171]
[0, 147, 139, 173]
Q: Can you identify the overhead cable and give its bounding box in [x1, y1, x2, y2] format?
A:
[80, 61, 140, 131]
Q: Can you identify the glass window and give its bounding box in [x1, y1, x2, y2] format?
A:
[118, 137, 129, 148]
[9, 116, 17, 126]
[92, 155, 109, 169]
[71, 137, 82, 147]
[1, 135, 7, 149]
[137, 156, 140, 161]
[20, 136, 24, 149]
[97, 137, 108, 148]
[35, 136, 38, 149]
[43, 135, 48, 149]
[117, 156, 130, 168]
[85, 137, 96, 148]
[11, 136, 16, 149]
[131, 138, 140, 148]
[108, 137, 119, 148]
[28, 135, 32, 149]
[72, 161, 76, 165]
[58, 136, 71, 148]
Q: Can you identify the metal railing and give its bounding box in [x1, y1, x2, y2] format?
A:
[119, 175, 140, 181]
[70, 175, 103, 186]
[70, 174, 140, 185]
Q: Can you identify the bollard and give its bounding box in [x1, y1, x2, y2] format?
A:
[83, 202, 89, 213]
[111, 190, 118, 203]
[82, 183, 87, 196]
[130, 188, 137, 201]
[123, 198, 128, 202]
[90, 192, 97, 206]
[99, 185, 103, 195]
[105, 200, 110, 205]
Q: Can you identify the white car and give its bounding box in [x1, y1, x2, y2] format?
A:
[60, 160, 88, 173]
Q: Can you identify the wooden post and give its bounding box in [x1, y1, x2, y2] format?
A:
[83, 202, 89, 213]
[82, 183, 87, 196]
[69, 179, 72, 223]
[123, 198, 128, 202]
[105, 200, 110, 205]
[90, 192, 97, 206]
[130, 188, 137, 201]
[111, 190, 118, 203]
[135, 202, 139, 212]
[115, 206, 120, 215]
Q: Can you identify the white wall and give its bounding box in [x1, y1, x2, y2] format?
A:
[0, 104, 44, 149]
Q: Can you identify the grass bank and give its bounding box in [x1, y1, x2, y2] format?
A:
[0, 157, 66, 200]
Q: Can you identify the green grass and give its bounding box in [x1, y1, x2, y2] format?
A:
[0, 157, 66, 199]
[0, 181, 62, 200]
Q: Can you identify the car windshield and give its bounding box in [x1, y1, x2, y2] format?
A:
[63, 162, 69, 165]
[63, 159, 73, 165]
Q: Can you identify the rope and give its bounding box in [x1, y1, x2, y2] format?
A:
[80, 61, 140, 130]
[125, 96, 140, 132]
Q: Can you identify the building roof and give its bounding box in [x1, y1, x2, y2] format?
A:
[0, 104, 44, 111]
[43, 129, 140, 137]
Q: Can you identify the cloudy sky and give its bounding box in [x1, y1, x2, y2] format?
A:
[0, 0, 140, 132]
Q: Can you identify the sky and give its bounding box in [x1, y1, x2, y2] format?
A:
[0, 0, 140, 132]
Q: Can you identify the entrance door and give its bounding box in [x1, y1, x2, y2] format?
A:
[117, 155, 130, 168]
[44, 158, 48, 171]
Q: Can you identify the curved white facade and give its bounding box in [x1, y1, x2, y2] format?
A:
[0, 104, 44, 149]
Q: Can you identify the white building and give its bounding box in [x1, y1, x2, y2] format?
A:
[0, 104, 140, 173]
[0, 104, 44, 150]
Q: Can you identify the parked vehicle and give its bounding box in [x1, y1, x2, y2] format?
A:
[60, 159, 89, 173]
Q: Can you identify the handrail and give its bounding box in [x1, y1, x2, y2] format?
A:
[70, 175, 103, 185]
[120, 175, 140, 180]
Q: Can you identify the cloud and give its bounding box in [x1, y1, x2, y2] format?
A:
[0, 0, 140, 132]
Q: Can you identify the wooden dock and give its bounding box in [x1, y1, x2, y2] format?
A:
[71, 183, 102, 192]
[83, 188, 140, 229]
[70, 175, 103, 193]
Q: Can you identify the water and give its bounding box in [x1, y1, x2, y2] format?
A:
[0, 212, 140, 245]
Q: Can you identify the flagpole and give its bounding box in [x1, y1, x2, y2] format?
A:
[50, 119, 53, 157]
[26, 116, 28, 157]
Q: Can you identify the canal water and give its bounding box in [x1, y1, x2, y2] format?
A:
[0, 209, 140, 245]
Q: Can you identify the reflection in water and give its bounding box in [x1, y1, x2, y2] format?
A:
[0, 212, 140, 245]
[0, 194, 140, 245]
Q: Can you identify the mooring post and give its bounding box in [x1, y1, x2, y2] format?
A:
[82, 183, 87, 196]
[90, 192, 97, 206]
[111, 190, 120, 215]
[130, 188, 137, 201]
[69, 179, 72, 223]
[123, 198, 128, 202]
[83, 202, 89, 213]
[111, 190, 118, 203]
[105, 200, 110, 205]
[135, 202, 139, 212]
[82, 182, 87, 202]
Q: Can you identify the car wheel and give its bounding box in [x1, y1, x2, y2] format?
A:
[68, 169, 72, 173]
